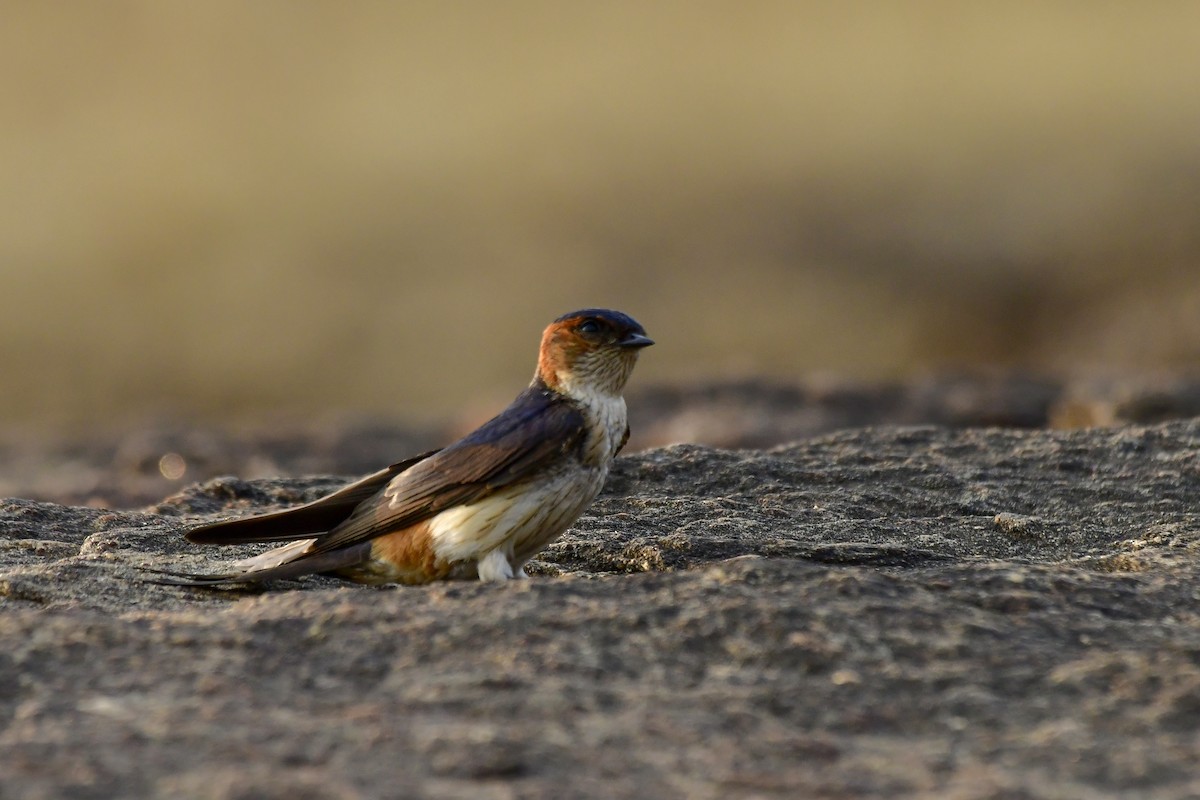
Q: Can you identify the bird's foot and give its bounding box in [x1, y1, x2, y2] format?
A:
[476, 549, 515, 582]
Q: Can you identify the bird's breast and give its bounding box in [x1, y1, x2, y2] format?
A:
[575, 391, 628, 467]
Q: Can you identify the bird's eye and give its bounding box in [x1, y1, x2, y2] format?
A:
[578, 320, 602, 335]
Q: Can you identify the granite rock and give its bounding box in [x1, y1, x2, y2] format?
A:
[2, 420, 1200, 797]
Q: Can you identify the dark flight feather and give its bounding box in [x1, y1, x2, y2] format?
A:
[185, 450, 439, 545]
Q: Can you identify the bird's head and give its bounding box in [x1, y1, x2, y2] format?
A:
[536, 309, 653, 399]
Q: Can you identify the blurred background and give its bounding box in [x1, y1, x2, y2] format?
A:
[3, 2, 1200, 435]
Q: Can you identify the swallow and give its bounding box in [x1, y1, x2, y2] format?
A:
[153, 309, 653, 587]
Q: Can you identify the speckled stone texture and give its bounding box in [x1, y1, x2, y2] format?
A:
[2, 418, 1200, 798]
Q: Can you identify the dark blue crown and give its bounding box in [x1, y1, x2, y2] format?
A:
[553, 308, 646, 335]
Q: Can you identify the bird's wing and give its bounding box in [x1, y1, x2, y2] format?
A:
[308, 387, 587, 554]
[185, 450, 440, 545]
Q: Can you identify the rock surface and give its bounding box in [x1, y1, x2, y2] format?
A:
[2, 417, 1200, 798]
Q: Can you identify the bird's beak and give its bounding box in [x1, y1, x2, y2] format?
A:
[618, 332, 655, 349]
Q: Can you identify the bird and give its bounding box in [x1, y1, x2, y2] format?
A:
[152, 308, 653, 588]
